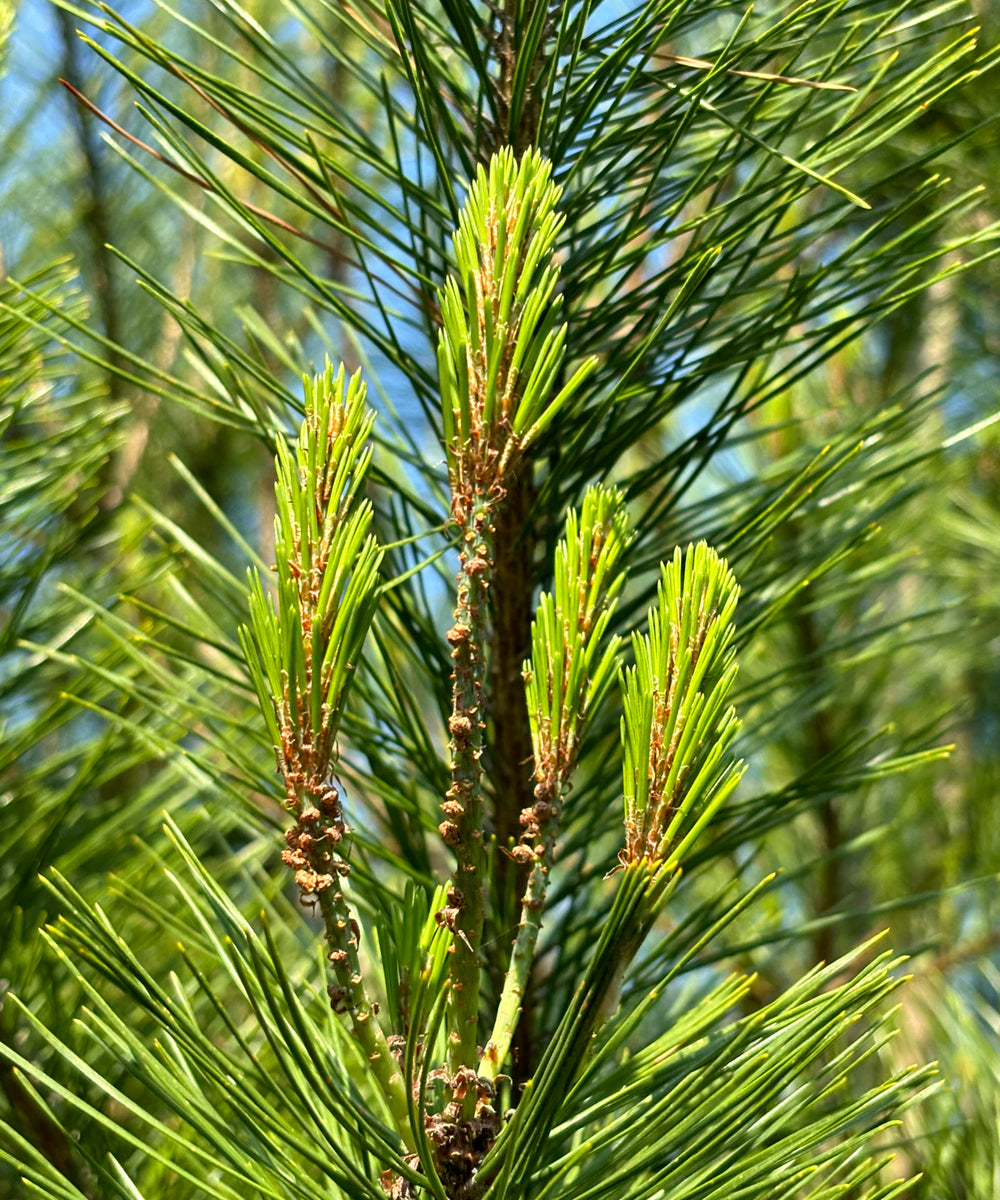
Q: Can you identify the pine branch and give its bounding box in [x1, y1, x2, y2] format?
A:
[3, 4, 997, 1198]
[240, 362, 410, 1142]
[482, 485, 630, 1080]
[434, 150, 597, 1122]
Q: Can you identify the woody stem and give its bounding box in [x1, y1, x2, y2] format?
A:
[442, 497, 494, 1106]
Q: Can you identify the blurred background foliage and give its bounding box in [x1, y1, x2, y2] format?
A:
[1, 1, 999, 1197]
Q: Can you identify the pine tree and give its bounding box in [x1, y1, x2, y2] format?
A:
[1, 2, 998, 1198]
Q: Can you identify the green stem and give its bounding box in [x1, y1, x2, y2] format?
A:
[319, 887, 414, 1148]
[478, 863, 675, 1189]
[480, 798, 559, 1080]
[480, 858, 547, 1081]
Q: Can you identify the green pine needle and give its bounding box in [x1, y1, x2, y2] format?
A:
[240, 360, 383, 808]
[621, 542, 745, 869]
[524, 484, 632, 792]
[437, 147, 598, 493]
